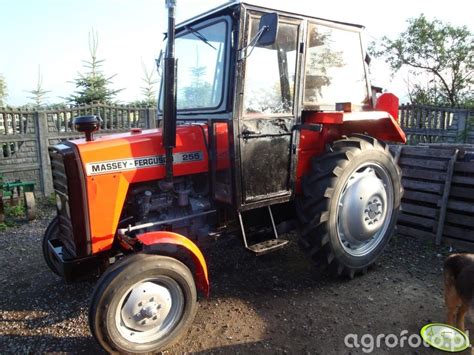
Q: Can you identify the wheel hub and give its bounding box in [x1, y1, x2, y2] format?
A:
[337, 164, 393, 256]
[140, 302, 160, 319]
[365, 198, 383, 224]
[121, 282, 172, 332]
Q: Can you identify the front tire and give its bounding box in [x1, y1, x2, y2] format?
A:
[42, 217, 61, 275]
[89, 254, 198, 354]
[297, 135, 402, 278]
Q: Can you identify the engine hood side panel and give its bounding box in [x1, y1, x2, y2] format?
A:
[73, 126, 209, 254]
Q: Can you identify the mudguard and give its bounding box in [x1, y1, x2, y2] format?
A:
[342, 112, 407, 143]
[137, 231, 209, 296]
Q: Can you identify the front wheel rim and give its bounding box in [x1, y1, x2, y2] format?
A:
[336, 162, 394, 257]
[115, 276, 184, 343]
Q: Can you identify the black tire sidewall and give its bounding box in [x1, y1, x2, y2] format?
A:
[42, 217, 61, 275]
[91, 254, 197, 354]
[327, 147, 401, 269]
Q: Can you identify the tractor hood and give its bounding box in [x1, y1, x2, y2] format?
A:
[66, 125, 209, 254]
[73, 125, 209, 182]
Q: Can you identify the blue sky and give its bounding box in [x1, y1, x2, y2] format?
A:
[1, 0, 472, 106]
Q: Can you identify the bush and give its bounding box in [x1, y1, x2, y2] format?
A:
[5, 204, 25, 218]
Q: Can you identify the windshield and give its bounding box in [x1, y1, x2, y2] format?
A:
[159, 19, 228, 112]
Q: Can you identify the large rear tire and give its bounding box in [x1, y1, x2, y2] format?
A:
[89, 254, 198, 354]
[297, 135, 402, 278]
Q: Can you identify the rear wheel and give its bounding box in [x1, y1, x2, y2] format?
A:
[297, 135, 402, 278]
[89, 254, 198, 354]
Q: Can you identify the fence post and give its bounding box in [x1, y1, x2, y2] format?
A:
[469, 110, 474, 144]
[146, 108, 157, 129]
[36, 111, 53, 196]
[455, 110, 468, 143]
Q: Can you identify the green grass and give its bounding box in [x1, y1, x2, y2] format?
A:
[46, 193, 56, 207]
[0, 202, 26, 231]
[0, 219, 16, 232]
[4, 204, 25, 218]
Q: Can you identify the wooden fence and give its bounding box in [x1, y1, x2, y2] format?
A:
[398, 104, 474, 145]
[392, 144, 474, 251]
[1, 102, 473, 198]
[0, 103, 156, 196]
[1, 102, 473, 250]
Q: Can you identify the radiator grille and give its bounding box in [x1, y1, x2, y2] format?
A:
[49, 147, 76, 257]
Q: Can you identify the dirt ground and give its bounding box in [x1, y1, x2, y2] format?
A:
[0, 204, 472, 354]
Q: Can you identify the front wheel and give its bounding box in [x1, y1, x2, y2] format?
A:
[42, 217, 61, 275]
[89, 254, 198, 354]
[297, 135, 402, 278]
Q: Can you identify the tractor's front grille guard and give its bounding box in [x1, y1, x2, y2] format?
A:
[49, 147, 78, 258]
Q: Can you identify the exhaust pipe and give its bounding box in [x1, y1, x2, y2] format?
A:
[163, 0, 177, 186]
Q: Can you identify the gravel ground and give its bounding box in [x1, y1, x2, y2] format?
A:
[0, 203, 472, 354]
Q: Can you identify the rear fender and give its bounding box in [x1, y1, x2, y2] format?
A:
[302, 109, 406, 144]
[137, 231, 209, 297]
[342, 113, 406, 143]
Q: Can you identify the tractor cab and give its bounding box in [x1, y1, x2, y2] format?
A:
[157, 1, 376, 210]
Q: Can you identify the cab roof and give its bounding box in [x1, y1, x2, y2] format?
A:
[176, 1, 364, 30]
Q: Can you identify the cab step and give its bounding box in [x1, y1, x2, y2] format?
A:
[246, 239, 289, 255]
[238, 206, 289, 255]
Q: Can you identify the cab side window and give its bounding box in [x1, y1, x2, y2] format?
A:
[304, 22, 369, 110]
[243, 18, 299, 115]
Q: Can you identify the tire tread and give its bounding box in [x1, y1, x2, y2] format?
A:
[297, 135, 402, 278]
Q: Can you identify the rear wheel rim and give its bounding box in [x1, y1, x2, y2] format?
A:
[115, 276, 184, 343]
[336, 162, 394, 257]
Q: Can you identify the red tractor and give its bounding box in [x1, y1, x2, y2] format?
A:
[43, 1, 405, 353]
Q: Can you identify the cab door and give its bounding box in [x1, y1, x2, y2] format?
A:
[235, 12, 303, 208]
